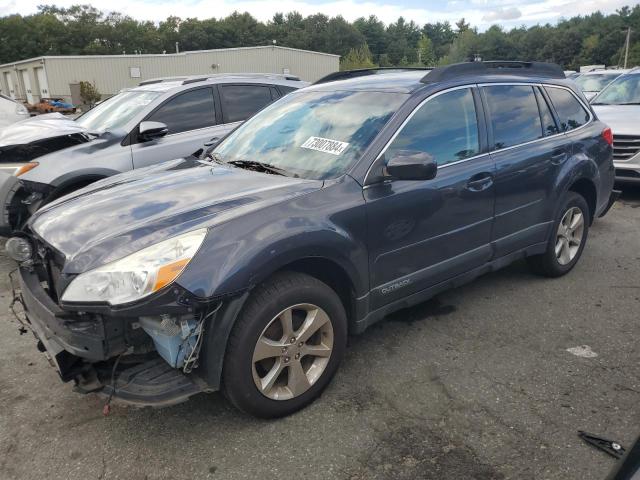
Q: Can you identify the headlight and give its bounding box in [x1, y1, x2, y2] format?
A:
[61, 228, 208, 305]
[15, 104, 28, 115]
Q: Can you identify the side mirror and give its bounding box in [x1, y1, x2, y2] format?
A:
[138, 121, 169, 142]
[386, 150, 437, 181]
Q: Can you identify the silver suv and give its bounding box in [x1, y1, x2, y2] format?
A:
[591, 68, 640, 183]
[0, 74, 307, 233]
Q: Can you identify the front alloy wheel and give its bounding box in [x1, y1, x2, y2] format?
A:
[221, 272, 347, 418]
[252, 304, 334, 400]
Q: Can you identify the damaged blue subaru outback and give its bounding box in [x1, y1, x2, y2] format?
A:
[6, 62, 617, 418]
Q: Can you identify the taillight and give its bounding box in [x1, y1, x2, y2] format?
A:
[602, 127, 613, 146]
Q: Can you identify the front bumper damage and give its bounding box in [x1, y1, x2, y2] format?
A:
[12, 265, 231, 407]
[0, 172, 52, 236]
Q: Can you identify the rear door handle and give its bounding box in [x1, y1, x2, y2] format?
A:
[466, 172, 494, 192]
[551, 148, 568, 164]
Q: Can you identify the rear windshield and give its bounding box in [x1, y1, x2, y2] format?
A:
[214, 90, 406, 180]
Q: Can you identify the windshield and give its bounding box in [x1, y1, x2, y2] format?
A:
[213, 90, 406, 180]
[575, 73, 620, 92]
[592, 74, 640, 105]
[75, 90, 162, 132]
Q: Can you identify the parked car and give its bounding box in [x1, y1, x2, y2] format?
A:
[0, 94, 29, 130]
[573, 69, 628, 100]
[28, 97, 76, 114]
[0, 73, 307, 234]
[591, 68, 640, 183]
[6, 62, 616, 418]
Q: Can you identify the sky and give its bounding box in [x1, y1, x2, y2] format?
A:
[0, 0, 633, 30]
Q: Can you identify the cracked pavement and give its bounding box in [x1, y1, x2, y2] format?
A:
[0, 186, 638, 480]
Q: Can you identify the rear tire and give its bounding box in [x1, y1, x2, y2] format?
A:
[222, 271, 347, 418]
[527, 191, 589, 277]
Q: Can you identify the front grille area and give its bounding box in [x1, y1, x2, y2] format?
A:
[613, 135, 640, 162]
[31, 237, 65, 303]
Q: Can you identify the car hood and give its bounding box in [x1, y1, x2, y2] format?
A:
[592, 105, 640, 136]
[0, 113, 87, 146]
[29, 159, 322, 273]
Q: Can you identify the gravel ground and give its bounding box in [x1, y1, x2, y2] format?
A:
[0, 186, 638, 480]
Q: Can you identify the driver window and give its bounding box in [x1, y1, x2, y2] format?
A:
[385, 88, 480, 166]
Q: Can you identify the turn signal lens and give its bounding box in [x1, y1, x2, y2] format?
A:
[154, 258, 190, 291]
[602, 127, 613, 146]
[15, 162, 39, 176]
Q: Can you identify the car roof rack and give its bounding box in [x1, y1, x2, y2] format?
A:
[182, 73, 302, 85]
[139, 76, 189, 86]
[314, 67, 432, 85]
[421, 61, 565, 84]
[140, 73, 302, 87]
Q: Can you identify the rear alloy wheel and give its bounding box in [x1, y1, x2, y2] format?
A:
[555, 207, 584, 266]
[527, 191, 589, 277]
[222, 272, 347, 418]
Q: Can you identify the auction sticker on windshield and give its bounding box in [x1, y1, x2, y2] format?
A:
[301, 136, 349, 156]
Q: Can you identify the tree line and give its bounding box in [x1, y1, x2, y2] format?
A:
[1, 4, 640, 70]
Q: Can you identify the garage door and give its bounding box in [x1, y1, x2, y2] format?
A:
[35, 67, 49, 98]
[3, 72, 15, 99]
[20, 70, 33, 104]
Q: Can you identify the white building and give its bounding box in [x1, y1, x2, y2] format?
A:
[0, 46, 339, 105]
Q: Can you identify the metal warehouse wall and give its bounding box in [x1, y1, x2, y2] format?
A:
[0, 46, 338, 104]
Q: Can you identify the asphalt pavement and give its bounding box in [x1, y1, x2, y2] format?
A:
[0, 186, 638, 480]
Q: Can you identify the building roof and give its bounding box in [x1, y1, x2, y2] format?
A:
[0, 45, 340, 68]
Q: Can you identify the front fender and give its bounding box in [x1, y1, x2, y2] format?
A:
[176, 177, 369, 300]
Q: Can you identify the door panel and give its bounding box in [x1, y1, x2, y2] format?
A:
[364, 86, 495, 309]
[365, 155, 495, 308]
[490, 139, 566, 255]
[131, 125, 228, 169]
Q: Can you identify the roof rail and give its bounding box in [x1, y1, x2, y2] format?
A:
[182, 73, 302, 85]
[421, 61, 565, 84]
[314, 67, 432, 85]
[139, 76, 189, 86]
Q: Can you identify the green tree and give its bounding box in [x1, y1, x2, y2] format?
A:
[340, 43, 376, 70]
[79, 80, 101, 106]
[417, 34, 435, 65]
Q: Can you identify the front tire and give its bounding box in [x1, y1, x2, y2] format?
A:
[527, 191, 589, 277]
[222, 271, 347, 418]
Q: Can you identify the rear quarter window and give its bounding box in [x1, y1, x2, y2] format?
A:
[545, 86, 590, 131]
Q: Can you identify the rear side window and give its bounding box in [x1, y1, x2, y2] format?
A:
[534, 88, 559, 136]
[483, 85, 543, 149]
[545, 86, 590, 131]
[220, 85, 274, 123]
[147, 88, 216, 134]
[278, 85, 298, 95]
[385, 88, 479, 166]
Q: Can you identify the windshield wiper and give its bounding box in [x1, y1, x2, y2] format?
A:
[227, 159, 289, 176]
